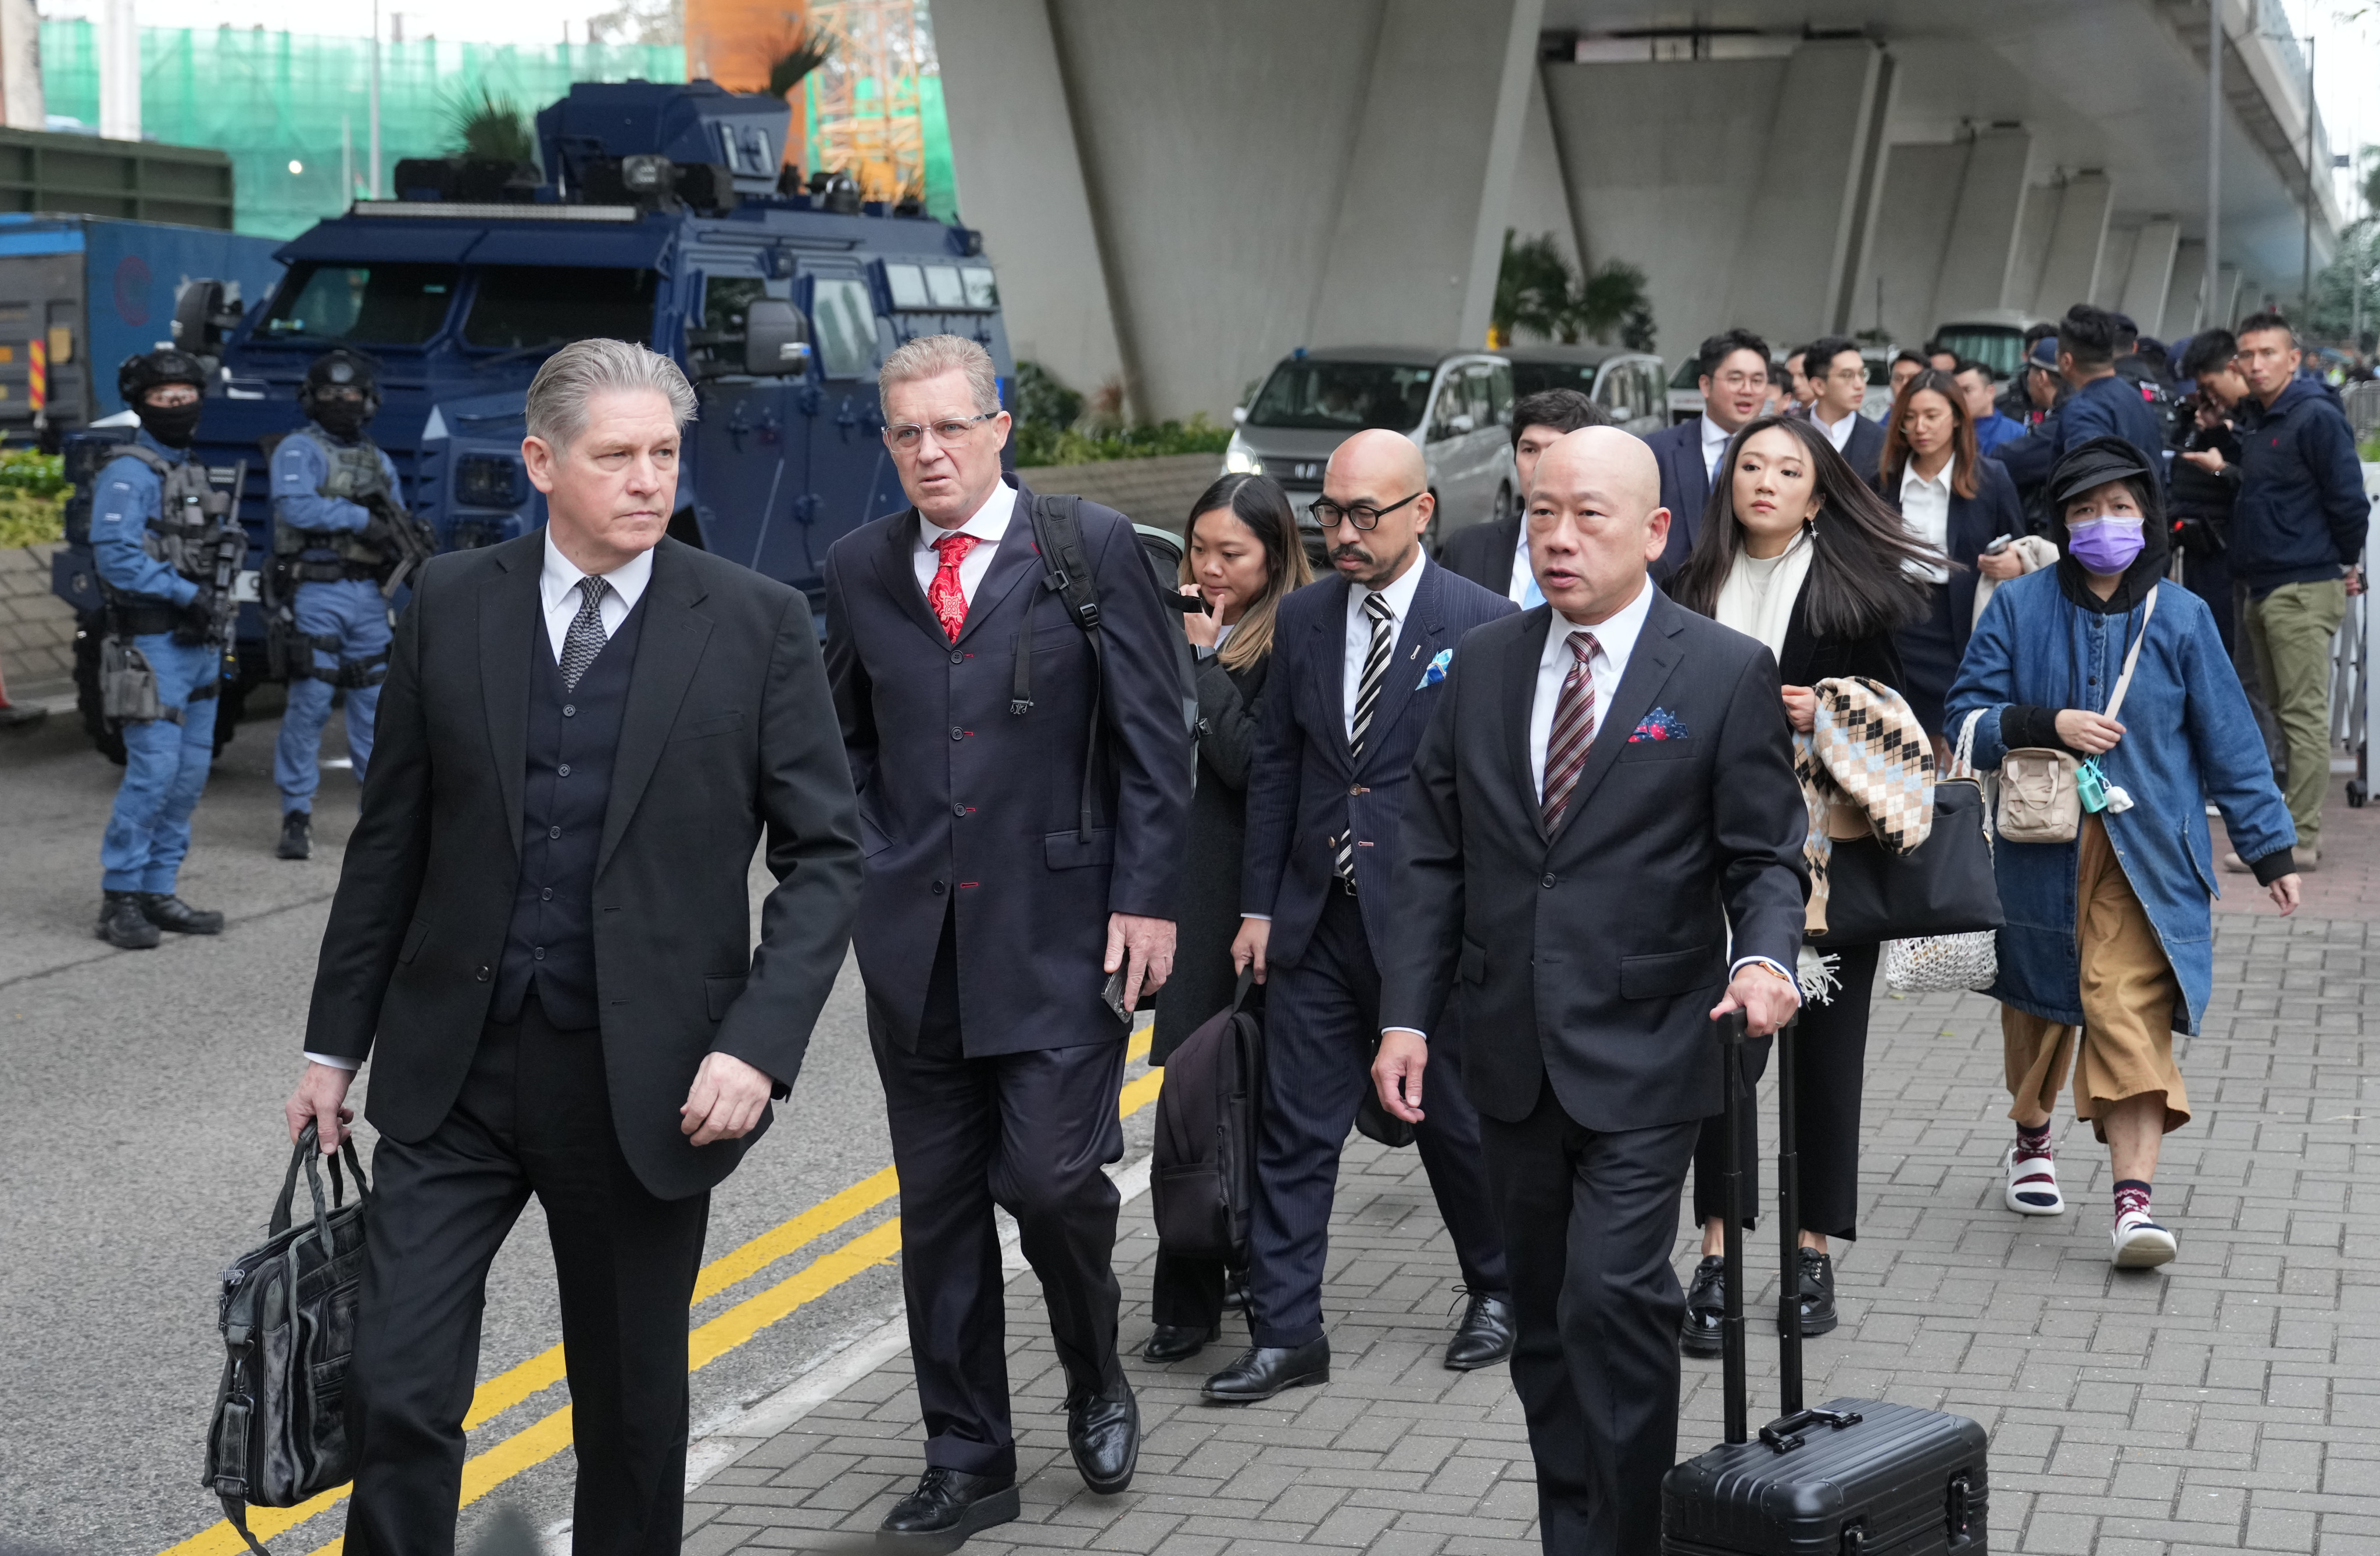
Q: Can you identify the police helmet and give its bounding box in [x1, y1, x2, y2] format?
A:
[117, 347, 208, 407]
[298, 350, 382, 419]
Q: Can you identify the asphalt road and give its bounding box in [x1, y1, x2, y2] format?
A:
[0, 695, 912, 1554]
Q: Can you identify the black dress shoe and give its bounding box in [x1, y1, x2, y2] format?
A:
[1202, 1338, 1329, 1403]
[277, 811, 312, 860]
[1068, 1379, 1139, 1494]
[879, 1467, 1019, 1539]
[94, 891, 161, 951]
[1143, 1324, 1218, 1363]
[1222, 1268, 1251, 1313]
[1791, 1247, 1839, 1337]
[1443, 1289, 1516, 1370]
[140, 893, 224, 934]
[1680, 1255, 1726, 1358]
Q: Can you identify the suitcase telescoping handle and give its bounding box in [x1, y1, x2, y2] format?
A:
[1716, 1009, 1863, 1454]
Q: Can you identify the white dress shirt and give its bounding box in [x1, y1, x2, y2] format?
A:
[1507, 526, 1544, 608]
[1897, 457, 1955, 584]
[538, 527, 653, 661]
[1810, 406, 1858, 454]
[1527, 575, 1655, 798]
[1343, 553, 1429, 743]
[911, 480, 1017, 601]
[306, 529, 657, 1073]
[1698, 414, 1734, 483]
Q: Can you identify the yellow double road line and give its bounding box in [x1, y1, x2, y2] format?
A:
[164, 1034, 1162, 1556]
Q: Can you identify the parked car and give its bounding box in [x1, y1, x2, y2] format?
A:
[1502, 343, 1667, 436]
[1928, 309, 2049, 379]
[1224, 345, 1516, 557]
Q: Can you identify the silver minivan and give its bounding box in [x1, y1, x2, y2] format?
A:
[1223, 346, 1517, 557]
[1502, 344, 1669, 437]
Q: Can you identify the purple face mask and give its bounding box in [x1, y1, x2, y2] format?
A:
[2067, 517, 2145, 575]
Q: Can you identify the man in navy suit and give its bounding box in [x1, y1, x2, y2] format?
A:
[824, 335, 1191, 1540]
[1803, 335, 1888, 483]
[1205, 429, 1518, 1402]
[1638, 329, 1771, 584]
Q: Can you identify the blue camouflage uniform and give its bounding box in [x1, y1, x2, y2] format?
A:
[270, 429, 399, 814]
[90, 430, 223, 894]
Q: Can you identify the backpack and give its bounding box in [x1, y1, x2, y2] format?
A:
[1012, 493, 1201, 839]
[1151, 974, 1264, 1264]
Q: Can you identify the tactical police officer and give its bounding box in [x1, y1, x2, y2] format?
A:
[90, 348, 235, 950]
[268, 350, 409, 860]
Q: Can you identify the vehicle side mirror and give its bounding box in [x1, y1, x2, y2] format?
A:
[743, 300, 813, 376]
[1450, 413, 1476, 435]
[1230, 405, 1247, 425]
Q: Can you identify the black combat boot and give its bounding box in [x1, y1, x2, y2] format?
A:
[278, 810, 312, 860]
[141, 893, 226, 935]
[95, 891, 162, 950]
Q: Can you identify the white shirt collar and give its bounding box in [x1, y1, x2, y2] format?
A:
[1544, 571, 1655, 671]
[1899, 457, 1955, 500]
[539, 527, 655, 616]
[916, 479, 1017, 555]
[1351, 548, 1429, 625]
[1698, 414, 1733, 458]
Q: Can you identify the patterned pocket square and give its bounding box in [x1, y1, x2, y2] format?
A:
[1416, 648, 1453, 689]
[1627, 708, 1688, 743]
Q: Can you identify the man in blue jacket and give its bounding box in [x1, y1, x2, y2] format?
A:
[2211, 313, 2370, 870]
[1996, 304, 2166, 507]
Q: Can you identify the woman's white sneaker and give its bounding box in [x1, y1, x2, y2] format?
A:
[2003, 1144, 2064, 1215]
[2111, 1210, 2178, 1268]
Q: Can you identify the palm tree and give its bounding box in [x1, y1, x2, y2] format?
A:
[1493, 231, 1576, 346]
[445, 88, 535, 164]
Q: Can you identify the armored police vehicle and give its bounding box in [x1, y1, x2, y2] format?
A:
[53, 78, 1014, 755]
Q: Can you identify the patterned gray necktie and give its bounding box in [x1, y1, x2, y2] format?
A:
[559, 575, 611, 691]
[1334, 591, 1397, 885]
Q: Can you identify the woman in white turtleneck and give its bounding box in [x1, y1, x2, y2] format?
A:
[1666, 413, 1946, 1358]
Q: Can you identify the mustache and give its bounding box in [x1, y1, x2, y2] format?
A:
[1329, 543, 1372, 565]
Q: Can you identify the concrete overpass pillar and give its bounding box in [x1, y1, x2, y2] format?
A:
[2030, 172, 2113, 317]
[2118, 219, 2178, 327]
[939, 0, 1541, 422]
[2213, 264, 2243, 328]
[1932, 127, 2033, 322]
[1543, 37, 1891, 356]
[1506, 67, 1583, 274]
[1855, 125, 2032, 346]
[2163, 240, 2207, 339]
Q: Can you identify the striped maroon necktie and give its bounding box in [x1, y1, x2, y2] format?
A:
[1540, 630, 1600, 830]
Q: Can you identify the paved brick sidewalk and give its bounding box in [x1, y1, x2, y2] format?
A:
[679, 908, 2379, 1556]
[2215, 770, 2380, 923]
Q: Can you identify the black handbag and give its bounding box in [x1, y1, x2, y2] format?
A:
[204, 1124, 370, 1555]
[1808, 777, 2004, 949]
[1151, 973, 1265, 1264]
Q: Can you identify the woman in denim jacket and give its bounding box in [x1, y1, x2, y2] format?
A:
[1946, 437, 2300, 1270]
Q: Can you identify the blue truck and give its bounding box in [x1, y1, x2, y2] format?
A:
[52, 78, 1015, 755]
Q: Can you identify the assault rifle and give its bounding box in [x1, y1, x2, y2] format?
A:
[363, 492, 437, 597]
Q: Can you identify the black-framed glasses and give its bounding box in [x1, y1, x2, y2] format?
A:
[886, 410, 999, 451]
[1309, 490, 1422, 531]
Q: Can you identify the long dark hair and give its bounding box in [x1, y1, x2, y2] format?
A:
[1880, 367, 1980, 498]
[1179, 472, 1312, 670]
[1671, 414, 1937, 640]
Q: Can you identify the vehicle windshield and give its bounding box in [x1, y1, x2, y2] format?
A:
[465, 266, 658, 349]
[1931, 326, 2026, 378]
[1511, 360, 1599, 399]
[1669, 359, 1700, 390]
[1247, 361, 1434, 431]
[259, 262, 458, 345]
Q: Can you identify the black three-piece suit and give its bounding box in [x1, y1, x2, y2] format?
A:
[823, 476, 1190, 1479]
[1380, 586, 1806, 1556]
[1239, 560, 1515, 1350]
[305, 532, 861, 1554]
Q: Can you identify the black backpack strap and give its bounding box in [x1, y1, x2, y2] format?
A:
[1019, 494, 1106, 840]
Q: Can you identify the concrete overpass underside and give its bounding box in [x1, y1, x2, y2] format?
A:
[938, 0, 2342, 422]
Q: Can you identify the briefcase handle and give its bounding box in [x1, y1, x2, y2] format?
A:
[269, 1124, 370, 1252]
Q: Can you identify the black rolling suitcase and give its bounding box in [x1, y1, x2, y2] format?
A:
[1661, 1013, 1989, 1555]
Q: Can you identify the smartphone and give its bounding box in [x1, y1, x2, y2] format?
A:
[1982, 534, 2015, 555]
[1102, 966, 1133, 1024]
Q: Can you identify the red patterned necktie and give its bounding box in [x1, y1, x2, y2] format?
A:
[928, 531, 979, 643]
[1540, 629, 1601, 830]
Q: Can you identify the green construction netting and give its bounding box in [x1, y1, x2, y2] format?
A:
[40, 22, 686, 238]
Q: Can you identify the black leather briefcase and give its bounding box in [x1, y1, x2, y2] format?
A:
[1661, 1014, 1989, 1555]
[1153, 973, 1265, 1264]
[203, 1124, 370, 1554]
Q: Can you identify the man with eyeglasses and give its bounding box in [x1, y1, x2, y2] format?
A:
[1802, 335, 1887, 480]
[1205, 429, 1518, 1404]
[1640, 328, 1771, 583]
[822, 335, 1191, 1541]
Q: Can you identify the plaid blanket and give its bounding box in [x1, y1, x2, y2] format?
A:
[1795, 677, 1934, 938]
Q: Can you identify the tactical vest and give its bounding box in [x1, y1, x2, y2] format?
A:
[273, 425, 396, 571]
[115, 443, 235, 587]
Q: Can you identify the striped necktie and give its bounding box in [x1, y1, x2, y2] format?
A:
[559, 576, 611, 692]
[1539, 629, 1600, 830]
[1335, 591, 1397, 885]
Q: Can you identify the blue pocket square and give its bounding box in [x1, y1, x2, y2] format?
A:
[1416, 648, 1453, 689]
